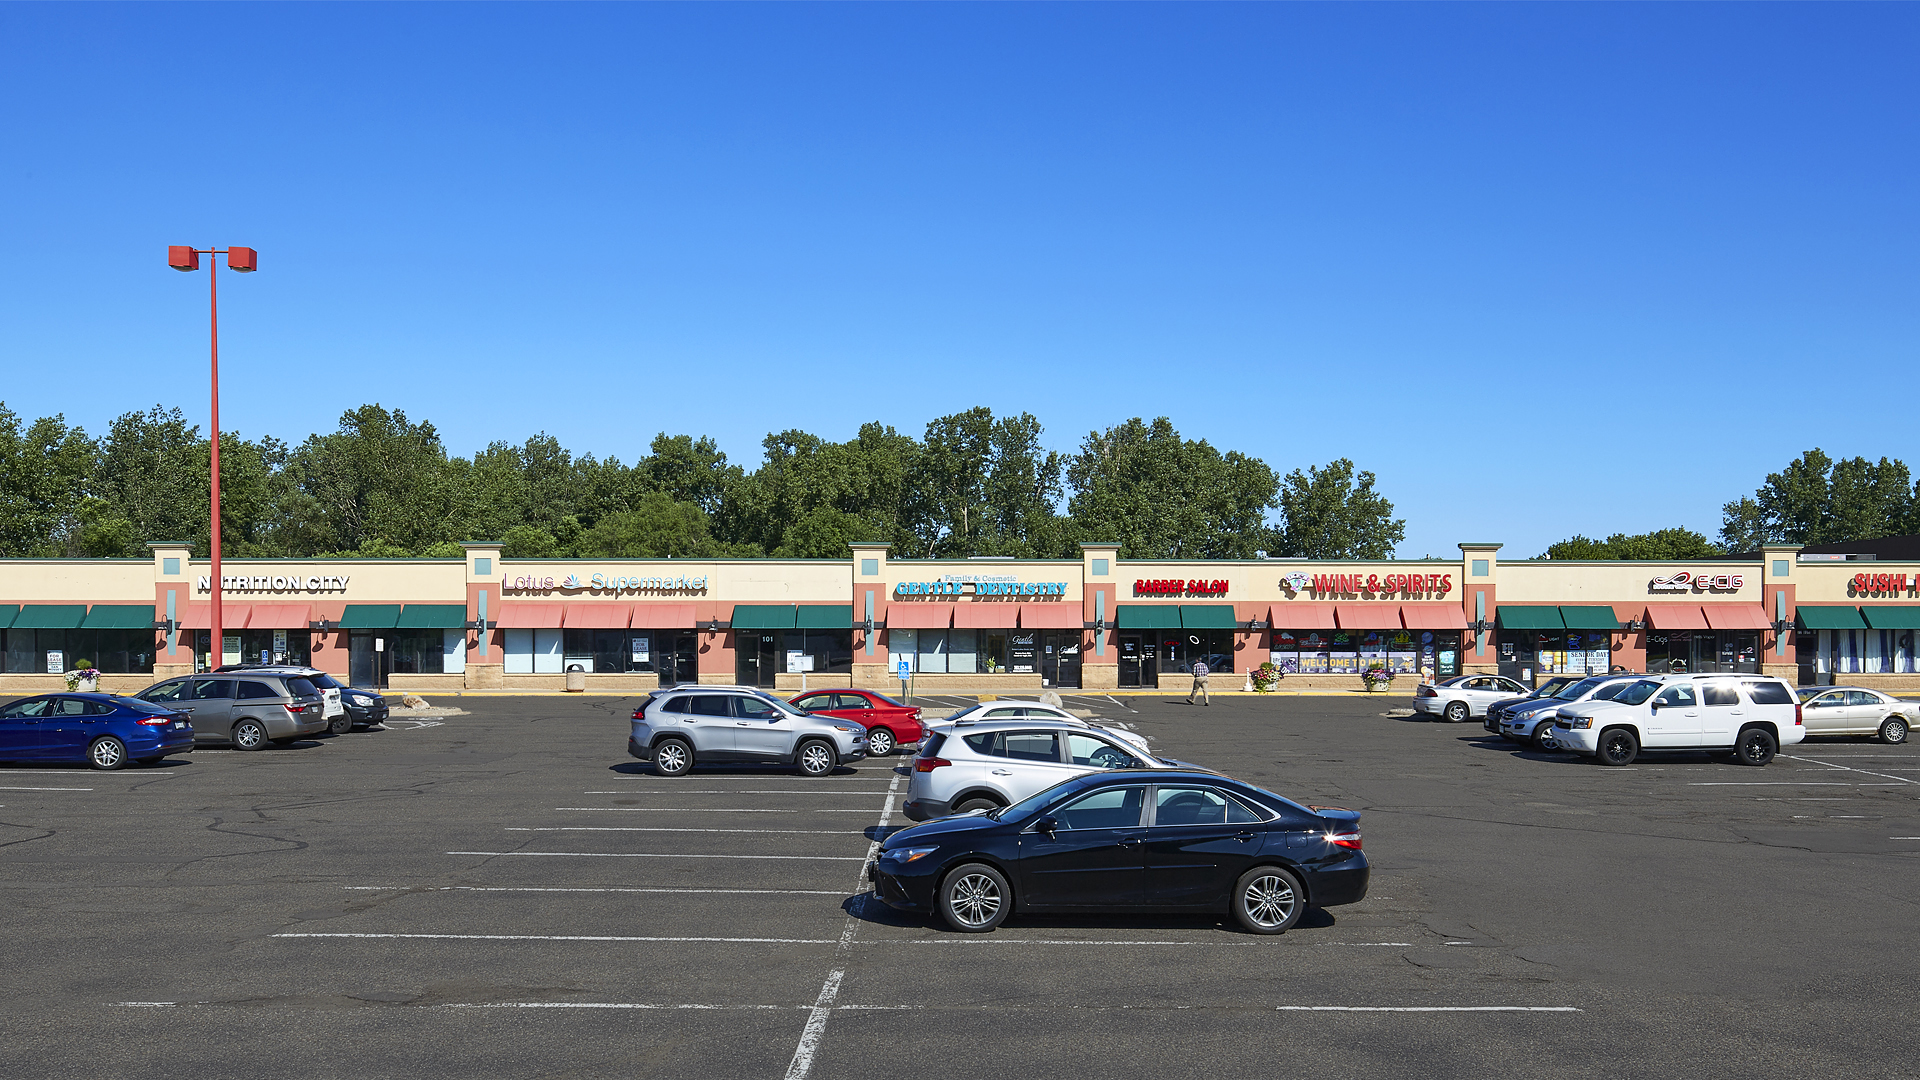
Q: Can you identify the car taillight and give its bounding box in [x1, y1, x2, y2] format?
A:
[1329, 831, 1363, 851]
[914, 756, 951, 773]
[1794, 703, 1803, 726]
[136, 716, 172, 726]
[1415, 686, 1436, 697]
[911, 709, 921, 721]
[632, 710, 645, 720]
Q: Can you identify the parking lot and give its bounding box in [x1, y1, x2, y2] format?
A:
[1, 692, 1916, 1079]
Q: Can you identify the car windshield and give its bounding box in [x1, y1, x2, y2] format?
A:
[114, 696, 174, 715]
[1534, 678, 1577, 697]
[1593, 681, 1633, 701]
[749, 691, 807, 717]
[305, 672, 343, 690]
[1555, 678, 1605, 700]
[944, 704, 987, 722]
[1795, 687, 1824, 703]
[1612, 680, 1661, 707]
[990, 779, 1084, 823]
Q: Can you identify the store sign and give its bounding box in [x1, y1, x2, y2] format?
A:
[895, 580, 1068, 597]
[1134, 579, 1228, 596]
[503, 573, 708, 594]
[1649, 571, 1744, 593]
[1288, 573, 1451, 599]
[1851, 572, 1918, 597]
[199, 574, 349, 593]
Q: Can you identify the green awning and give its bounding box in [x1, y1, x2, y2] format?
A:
[795, 604, 854, 630]
[12, 604, 87, 629]
[1860, 606, 1920, 630]
[1496, 605, 1565, 630]
[0, 605, 15, 629]
[336, 604, 402, 629]
[1116, 605, 1183, 629]
[1558, 605, 1623, 631]
[1796, 605, 1866, 630]
[731, 604, 796, 629]
[1180, 604, 1239, 629]
[82, 604, 158, 629]
[397, 604, 468, 629]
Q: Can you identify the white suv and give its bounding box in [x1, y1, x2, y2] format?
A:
[1554, 674, 1804, 766]
[902, 718, 1194, 821]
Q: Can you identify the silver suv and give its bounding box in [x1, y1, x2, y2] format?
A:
[136, 673, 329, 750]
[628, 685, 867, 777]
[902, 717, 1196, 821]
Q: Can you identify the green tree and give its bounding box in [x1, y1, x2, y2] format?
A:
[501, 524, 560, 558]
[1275, 459, 1403, 559]
[286, 405, 454, 553]
[1066, 417, 1281, 559]
[1719, 449, 1916, 549]
[574, 490, 747, 558]
[1539, 528, 1721, 560]
[0, 404, 97, 557]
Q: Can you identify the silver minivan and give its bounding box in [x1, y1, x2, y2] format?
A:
[136, 673, 329, 750]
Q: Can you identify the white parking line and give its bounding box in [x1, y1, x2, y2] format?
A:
[506, 827, 863, 835]
[578, 791, 892, 796]
[1275, 1006, 1581, 1013]
[275, 932, 838, 944]
[1689, 782, 1905, 787]
[1779, 754, 1919, 786]
[448, 851, 867, 861]
[0, 786, 93, 791]
[546, 808, 800, 813]
[342, 885, 846, 896]
[0, 770, 173, 775]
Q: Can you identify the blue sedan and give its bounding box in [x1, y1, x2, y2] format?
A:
[0, 693, 195, 770]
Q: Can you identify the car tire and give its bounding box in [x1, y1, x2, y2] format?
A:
[1532, 722, 1558, 751]
[231, 719, 268, 751]
[866, 727, 895, 757]
[1597, 727, 1638, 766]
[1878, 717, 1909, 745]
[1735, 726, 1778, 766]
[87, 736, 129, 771]
[652, 737, 693, 777]
[795, 739, 836, 777]
[954, 796, 1002, 814]
[938, 862, 1011, 932]
[1444, 701, 1468, 723]
[1232, 865, 1305, 935]
[329, 715, 352, 736]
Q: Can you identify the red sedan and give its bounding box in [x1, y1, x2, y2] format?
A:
[787, 689, 923, 756]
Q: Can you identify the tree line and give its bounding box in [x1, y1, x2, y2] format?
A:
[0, 402, 1407, 562]
[1538, 449, 1920, 560]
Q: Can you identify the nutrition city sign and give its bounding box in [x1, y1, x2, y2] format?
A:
[198, 573, 349, 593]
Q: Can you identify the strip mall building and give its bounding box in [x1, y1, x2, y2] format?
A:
[3, 540, 1918, 695]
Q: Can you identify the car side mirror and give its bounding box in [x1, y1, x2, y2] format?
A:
[1031, 817, 1057, 836]
[1649, 702, 1659, 712]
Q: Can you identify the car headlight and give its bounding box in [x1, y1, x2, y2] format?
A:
[831, 722, 864, 734]
[887, 846, 939, 864]
[1568, 717, 1592, 729]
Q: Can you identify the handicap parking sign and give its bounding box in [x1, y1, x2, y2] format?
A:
[897, 659, 910, 680]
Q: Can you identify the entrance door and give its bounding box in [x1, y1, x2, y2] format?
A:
[1043, 633, 1081, 689]
[670, 634, 699, 686]
[735, 632, 777, 688]
[1118, 635, 1145, 688]
[349, 632, 385, 688]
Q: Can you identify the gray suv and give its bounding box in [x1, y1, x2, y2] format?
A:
[137, 673, 329, 750]
[628, 685, 867, 777]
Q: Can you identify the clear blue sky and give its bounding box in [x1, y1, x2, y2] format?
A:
[2, 3, 1915, 559]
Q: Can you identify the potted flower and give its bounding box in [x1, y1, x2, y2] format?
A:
[65, 660, 101, 692]
[1249, 661, 1282, 693]
[1361, 665, 1394, 692]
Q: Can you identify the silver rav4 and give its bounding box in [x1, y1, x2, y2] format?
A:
[902, 717, 1198, 821]
[628, 685, 867, 777]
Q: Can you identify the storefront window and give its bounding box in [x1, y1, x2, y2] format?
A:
[1384, 630, 1417, 674]
[1326, 630, 1357, 674]
[781, 630, 853, 675]
[888, 629, 1010, 674]
[0, 629, 155, 674]
[1153, 630, 1234, 674]
[390, 630, 445, 675]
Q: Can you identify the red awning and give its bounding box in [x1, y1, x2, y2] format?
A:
[954, 603, 1016, 628]
[1272, 603, 1337, 630]
[564, 604, 630, 629]
[1334, 603, 1404, 630]
[177, 603, 214, 629]
[1397, 602, 1467, 630]
[497, 602, 565, 628]
[1017, 603, 1083, 629]
[1703, 603, 1772, 630]
[246, 603, 313, 628]
[885, 604, 953, 629]
[1643, 603, 1709, 630]
[633, 603, 698, 629]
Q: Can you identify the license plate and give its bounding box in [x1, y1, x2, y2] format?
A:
[174, 722, 187, 729]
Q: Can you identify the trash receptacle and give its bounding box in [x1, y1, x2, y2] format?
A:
[565, 664, 586, 692]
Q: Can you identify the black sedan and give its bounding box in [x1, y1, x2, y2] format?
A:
[870, 769, 1368, 934]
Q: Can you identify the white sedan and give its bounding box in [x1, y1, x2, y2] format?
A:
[1415, 675, 1532, 723]
[938, 700, 1151, 755]
[1796, 686, 1916, 744]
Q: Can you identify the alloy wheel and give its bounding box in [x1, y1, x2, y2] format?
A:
[89, 738, 124, 769]
[656, 742, 689, 774]
[800, 742, 834, 775]
[1242, 874, 1297, 928]
[867, 728, 894, 756]
[948, 873, 1002, 927]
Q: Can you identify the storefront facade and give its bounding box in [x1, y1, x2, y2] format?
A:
[4, 540, 1920, 694]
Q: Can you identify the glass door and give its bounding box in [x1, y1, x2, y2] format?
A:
[735, 632, 777, 687]
[670, 634, 698, 686]
[1118, 635, 1144, 687]
[348, 631, 383, 688]
[1043, 632, 1081, 689]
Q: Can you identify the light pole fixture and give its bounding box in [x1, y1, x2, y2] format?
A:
[168, 245, 258, 668]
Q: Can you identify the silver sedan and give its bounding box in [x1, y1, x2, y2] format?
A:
[1796, 686, 1917, 744]
[1415, 675, 1532, 723]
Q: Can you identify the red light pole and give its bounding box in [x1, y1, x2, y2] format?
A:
[168, 245, 258, 670]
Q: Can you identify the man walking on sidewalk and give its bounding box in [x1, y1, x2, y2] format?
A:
[1187, 657, 1210, 706]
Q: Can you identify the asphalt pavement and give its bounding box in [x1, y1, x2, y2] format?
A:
[1, 692, 1916, 1079]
